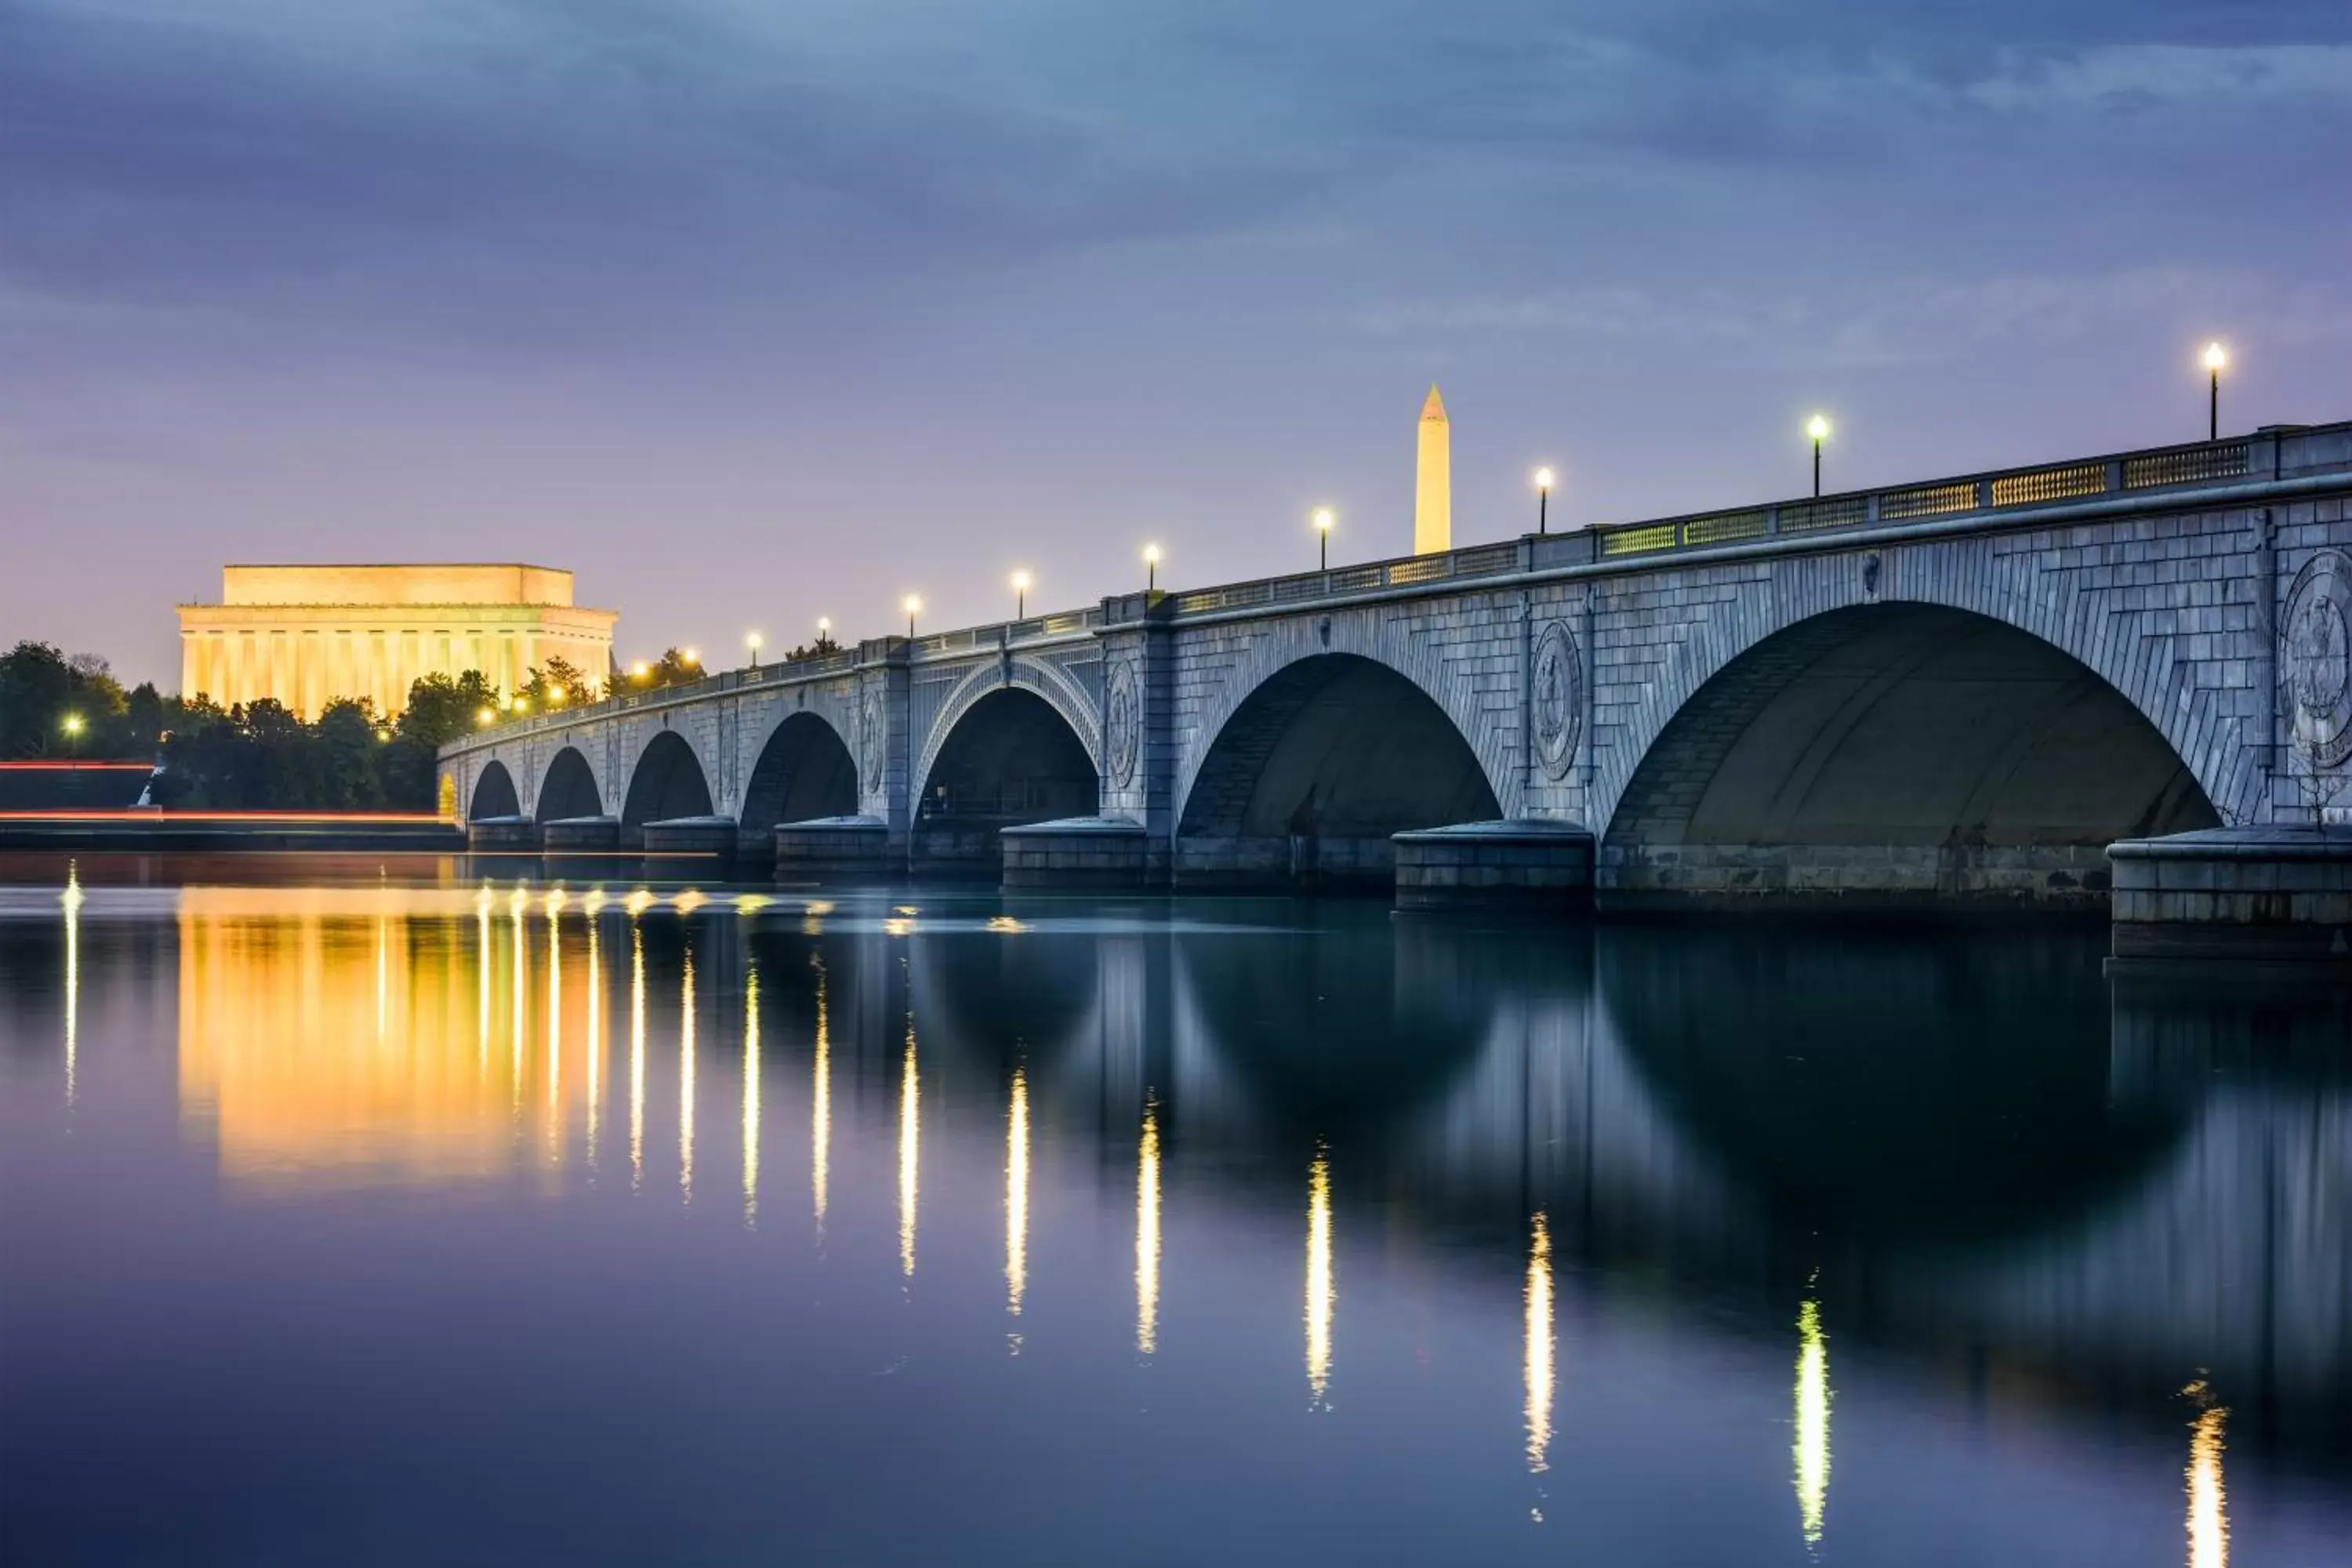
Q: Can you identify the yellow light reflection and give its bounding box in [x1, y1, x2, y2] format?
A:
[545, 894, 562, 1156]
[585, 914, 602, 1171]
[1306, 1145, 1333, 1408]
[1137, 1096, 1161, 1356]
[175, 888, 599, 1191]
[630, 923, 646, 1191]
[986, 916, 1027, 935]
[475, 883, 492, 1076]
[2187, 1381, 2229, 1568]
[61, 862, 82, 1105]
[1006, 1067, 1029, 1321]
[742, 964, 760, 1229]
[374, 910, 388, 1040]
[883, 917, 913, 938]
[673, 889, 708, 915]
[811, 953, 830, 1230]
[679, 952, 696, 1206]
[898, 1016, 920, 1276]
[1525, 1212, 1554, 1478]
[735, 894, 773, 915]
[509, 886, 526, 1112]
[624, 889, 655, 917]
[1795, 1296, 1831, 1548]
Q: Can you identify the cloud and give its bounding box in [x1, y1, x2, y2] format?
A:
[1338, 266, 2352, 368]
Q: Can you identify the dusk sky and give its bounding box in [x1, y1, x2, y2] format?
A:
[4, 1, 2347, 688]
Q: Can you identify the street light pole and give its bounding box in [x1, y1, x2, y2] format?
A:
[2204, 342, 2227, 441]
[1144, 543, 1160, 593]
[1806, 415, 1831, 498]
[1312, 507, 1334, 571]
[904, 596, 920, 640]
[1534, 467, 1555, 535]
[1012, 570, 1031, 620]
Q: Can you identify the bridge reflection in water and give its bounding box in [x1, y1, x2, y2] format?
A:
[21, 877, 2352, 1555]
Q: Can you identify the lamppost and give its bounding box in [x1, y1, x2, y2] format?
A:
[1011, 570, 1032, 619]
[1534, 467, 1555, 534]
[1312, 506, 1335, 570]
[904, 595, 922, 639]
[2203, 342, 2227, 441]
[746, 632, 764, 670]
[61, 712, 85, 758]
[1143, 543, 1161, 593]
[816, 615, 833, 652]
[477, 706, 496, 728]
[682, 648, 702, 671]
[1806, 415, 1831, 498]
[630, 661, 650, 685]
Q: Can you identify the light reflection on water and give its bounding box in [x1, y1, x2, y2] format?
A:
[4, 872, 2349, 1565]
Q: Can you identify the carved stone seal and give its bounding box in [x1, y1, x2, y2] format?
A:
[2286, 549, 2352, 769]
[1104, 657, 1140, 789]
[859, 690, 884, 787]
[1530, 619, 1582, 781]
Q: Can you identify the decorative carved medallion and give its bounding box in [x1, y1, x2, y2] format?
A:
[2286, 549, 2352, 769]
[1104, 657, 1140, 789]
[859, 690, 884, 787]
[1530, 619, 1582, 781]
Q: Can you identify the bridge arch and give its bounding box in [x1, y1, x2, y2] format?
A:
[535, 746, 603, 822]
[912, 683, 1098, 869]
[1600, 601, 2219, 906]
[468, 759, 521, 821]
[621, 728, 715, 829]
[739, 711, 858, 836]
[1177, 651, 1501, 884]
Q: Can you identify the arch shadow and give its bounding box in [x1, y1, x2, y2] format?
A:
[913, 688, 1098, 873]
[1176, 652, 1500, 887]
[535, 746, 602, 822]
[1601, 603, 2218, 909]
[622, 730, 715, 833]
[740, 713, 858, 837]
[469, 760, 520, 821]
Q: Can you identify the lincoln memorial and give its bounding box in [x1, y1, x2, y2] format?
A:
[177, 564, 619, 720]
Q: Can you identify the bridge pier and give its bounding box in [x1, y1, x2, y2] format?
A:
[1393, 820, 1595, 911]
[641, 815, 739, 876]
[466, 815, 538, 852]
[773, 815, 893, 881]
[1001, 817, 1150, 888]
[2108, 828, 2352, 974]
[540, 815, 619, 851]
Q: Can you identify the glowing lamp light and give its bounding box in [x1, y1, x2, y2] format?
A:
[630, 661, 650, 681]
[547, 684, 566, 704]
[1806, 415, 1831, 443]
[746, 632, 764, 652]
[1011, 569, 1032, 619]
[817, 615, 832, 637]
[1534, 466, 1555, 492]
[1312, 506, 1336, 534]
[61, 713, 85, 737]
[903, 594, 922, 637]
[476, 707, 495, 728]
[2203, 341, 2227, 374]
[1143, 543, 1162, 592]
[681, 648, 701, 666]
[1312, 506, 1336, 570]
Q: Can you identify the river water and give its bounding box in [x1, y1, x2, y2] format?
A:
[2, 858, 2347, 1565]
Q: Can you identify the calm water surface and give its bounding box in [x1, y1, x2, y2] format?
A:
[2, 858, 2348, 1565]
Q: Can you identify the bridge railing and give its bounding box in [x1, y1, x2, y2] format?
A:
[1163, 540, 1526, 618]
[1584, 431, 2263, 564]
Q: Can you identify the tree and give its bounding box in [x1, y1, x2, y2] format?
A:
[0, 641, 147, 759]
[517, 654, 596, 709]
[378, 670, 500, 809]
[622, 647, 706, 691]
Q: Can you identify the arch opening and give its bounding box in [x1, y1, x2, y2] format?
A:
[914, 688, 1098, 872]
[739, 713, 858, 837]
[1177, 652, 1500, 887]
[621, 730, 715, 833]
[1600, 603, 2219, 910]
[468, 760, 520, 822]
[535, 746, 602, 823]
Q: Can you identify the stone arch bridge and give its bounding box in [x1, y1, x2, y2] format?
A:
[441, 422, 2352, 909]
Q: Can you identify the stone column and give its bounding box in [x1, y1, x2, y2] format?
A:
[1094, 591, 1177, 880]
[855, 637, 913, 859]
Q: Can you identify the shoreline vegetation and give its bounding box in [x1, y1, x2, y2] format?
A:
[1, 638, 822, 811]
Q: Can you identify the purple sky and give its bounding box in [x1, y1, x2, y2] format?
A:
[4, 1, 2348, 689]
